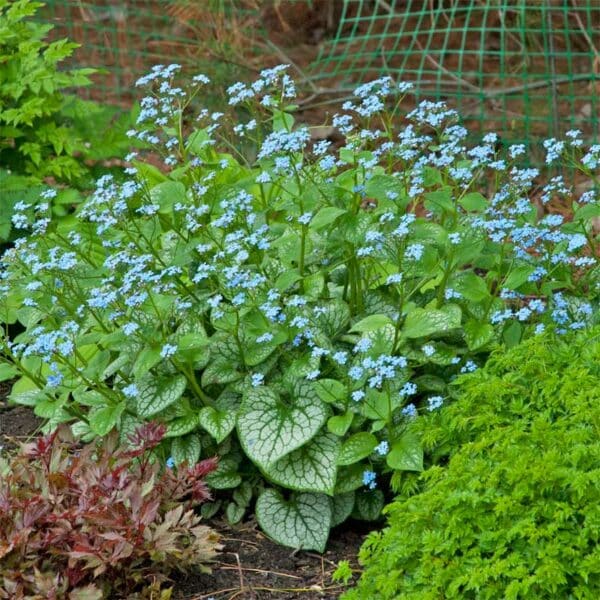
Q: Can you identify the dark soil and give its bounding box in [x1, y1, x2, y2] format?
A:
[173, 520, 365, 600]
[0, 381, 43, 451]
[0, 388, 366, 600]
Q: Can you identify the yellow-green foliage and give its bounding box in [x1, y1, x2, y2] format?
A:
[344, 328, 600, 599]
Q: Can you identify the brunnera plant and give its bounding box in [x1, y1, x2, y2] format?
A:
[0, 422, 220, 600]
[1, 64, 598, 551]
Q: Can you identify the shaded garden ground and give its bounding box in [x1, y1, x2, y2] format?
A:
[0, 388, 363, 600]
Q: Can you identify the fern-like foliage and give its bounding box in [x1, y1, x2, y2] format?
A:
[344, 327, 600, 599]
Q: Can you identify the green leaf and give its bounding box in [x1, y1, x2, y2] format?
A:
[206, 460, 242, 489]
[88, 402, 125, 436]
[136, 374, 187, 418]
[275, 269, 302, 291]
[226, 501, 246, 525]
[256, 489, 331, 552]
[459, 192, 488, 212]
[464, 319, 495, 350]
[314, 300, 351, 338]
[310, 206, 346, 230]
[149, 180, 186, 214]
[233, 481, 253, 507]
[353, 489, 385, 521]
[264, 433, 340, 494]
[238, 382, 328, 467]
[365, 174, 409, 210]
[315, 379, 347, 404]
[331, 491, 355, 527]
[0, 362, 18, 382]
[327, 412, 354, 436]
[387, 431, 423, 472]
[201, 359, 242, 386]
[132, 345, 162, 379]
[171, 433, 201, 466]
[8, 376, 42, 406]
[453, 272, 490, 303]
[199, 405, 236, 443]
[402, 306, 461, 339]
[303, 271, 325, 300]
[338, 432, 378, 466]
[72, 390, 106, 407]
[424, 189, 454, 214]
[573, 203, 600, 222]
[165, 413, 200, 438]
[503, 265, 535, 290]
[334, 464, 367, 494]
[503, 320, 523, 348]
[350, 314, 394, 333]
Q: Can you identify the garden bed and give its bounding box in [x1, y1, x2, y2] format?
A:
[0, 388, 362, 600]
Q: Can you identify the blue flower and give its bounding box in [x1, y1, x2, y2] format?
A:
[251, 373, 264, 387]
[362, 470, 377, 489]
[374, 441, 389, 456]
[166, 457, 176, 469]
[427, 396, 444, 411]
[160, 343, 177, 359]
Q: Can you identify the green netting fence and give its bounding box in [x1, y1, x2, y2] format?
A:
[40, 0, 600, 154]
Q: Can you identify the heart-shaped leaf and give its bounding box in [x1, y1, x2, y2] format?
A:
[402, 306, 461, 339]
[238, 382, 328, 467]
[353, 489, 385, 521]
[171, 432, 201, 466]
[337, 432, 378, 466]
[88, 402, 125, 436]
[206, 458, 242, 489]
[331, 491, 355, 527]
[256, 489, 331, 551]
[136, 374, 187, 418]
[387, 431, 423, 472]
[327, 412, 354, 436]
[164, 413, 200, 438]
[264, 433, 340, 494]
[199, 406, 236, 443]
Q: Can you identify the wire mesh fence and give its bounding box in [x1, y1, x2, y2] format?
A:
[40, 0, 600, 158]
[313, 0, 600, 154]
[40, 0, 261, 107]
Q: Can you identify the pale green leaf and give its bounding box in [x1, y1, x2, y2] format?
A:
[264, 433, 340, 494]
[199, 405, 236, 443]
[136, 374, 187, 418]
[256, 489, 331, 552]
[237, 382, 328, 467]
[171, 432, 201, 466]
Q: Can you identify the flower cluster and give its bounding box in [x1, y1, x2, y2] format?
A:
[1, 66, 598, 548]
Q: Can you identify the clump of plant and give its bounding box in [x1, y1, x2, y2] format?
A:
[0, 0, 95, 181]
[0, 422, 220, 599]
[342, 327, 600, 599]
[1, 64, 598, 550]
[0, 0, 134, 242]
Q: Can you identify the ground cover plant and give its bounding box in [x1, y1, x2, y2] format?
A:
[0, 421, 220, 599]
[1, 64, 598, 551]
[342, 326, 600, 599]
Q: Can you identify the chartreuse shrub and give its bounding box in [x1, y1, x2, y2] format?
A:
[0, 64, 598, 550]
[0, 422, 220, 599]
[0, 0, 133, 241]
[343, 327, 600, 599]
